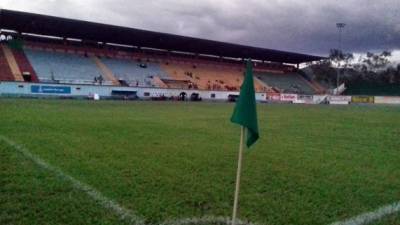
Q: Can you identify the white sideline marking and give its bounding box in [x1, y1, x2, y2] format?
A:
[6, 135, 399, 225]
[329, 202, 400, 225]
[0, 136, 144, 225]
[161, 216, 258, 225]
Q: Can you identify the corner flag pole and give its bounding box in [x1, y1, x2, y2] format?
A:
[230, 59, 259, 225]
[232, 126, 245, 225]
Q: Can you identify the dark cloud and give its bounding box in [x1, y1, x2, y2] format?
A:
[1, 0, 400, 56]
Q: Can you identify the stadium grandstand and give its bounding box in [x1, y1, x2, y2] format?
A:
[0, 9, 325, 100]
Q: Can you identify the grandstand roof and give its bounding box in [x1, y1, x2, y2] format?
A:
[0, 9, 324, 64]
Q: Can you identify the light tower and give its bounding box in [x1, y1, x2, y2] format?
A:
[336, 23, 346, 94]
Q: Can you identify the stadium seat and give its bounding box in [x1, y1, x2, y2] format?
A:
[101, 58, 170, 87]
[11, 48, 39, 82]
[2, 45, 24, 81]
[161, 62, 267, 91]
[0, 45, 14, 81]
[256, 72, 316, 94]
[24, 48, 108, 84]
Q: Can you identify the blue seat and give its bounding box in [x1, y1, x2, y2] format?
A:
[101, 58, 170, 87]
[256, 72, 315, 94]
[24, 49, 106, 84]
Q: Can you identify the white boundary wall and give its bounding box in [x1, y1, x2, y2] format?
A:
[0, 81, 270, 102]
[374, 96, 400, 104]
[0, 81, 241, 101]
[328, 96, 352, 105]
[313, 95, 328, 104]
[2, 81, 400, 105]
[280, 94, 298, 102]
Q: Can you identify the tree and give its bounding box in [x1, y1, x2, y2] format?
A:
[329, 49, 354, 69]
[310, 59, 337, 86]
[306, 49, 398, 88]
[361, 51, 391, 72]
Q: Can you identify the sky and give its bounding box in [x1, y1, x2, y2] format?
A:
[1, 0, 400, 60]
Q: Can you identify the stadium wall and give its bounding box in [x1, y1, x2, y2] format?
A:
[374, 96, 400, 104]
[1, 81, 399, 105]
[328, 96, 352, 105]
[0, 81, 268, 101]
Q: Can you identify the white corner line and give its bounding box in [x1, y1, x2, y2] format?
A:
[160, 216, 259, 225]
[6, 135, 398, 225]
[329, 202, 400, 225]
[0, 135, 145, 225]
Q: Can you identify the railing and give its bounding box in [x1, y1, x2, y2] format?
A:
[39, 79, 114, 86]
[332, 83, 346, 95]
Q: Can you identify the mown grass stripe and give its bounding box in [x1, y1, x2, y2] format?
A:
[0, 135, 145, 225]
[330, 202, 400, 225]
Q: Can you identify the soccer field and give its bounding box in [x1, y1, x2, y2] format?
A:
[1, 99, 400, 225]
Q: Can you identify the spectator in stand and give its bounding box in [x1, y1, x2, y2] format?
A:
[98, 75, 104, 85]
[50, 72, 56, 82]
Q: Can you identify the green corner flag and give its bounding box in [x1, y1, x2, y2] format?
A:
[230, 59, 259, 148]
[230, 59, 260, 225]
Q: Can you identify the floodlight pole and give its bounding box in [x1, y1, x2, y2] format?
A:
[336, 23, 346, 94]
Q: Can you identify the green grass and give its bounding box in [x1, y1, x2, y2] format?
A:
[0, 140, 132, 225]
[373, 213, 400, 225]
[1, 99, 400, 225]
